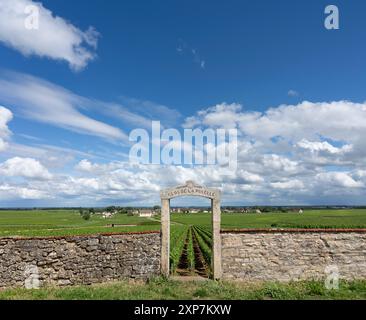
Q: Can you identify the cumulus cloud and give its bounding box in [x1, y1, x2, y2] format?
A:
[0, 184, 49, 200]
[186, 101, 366, 141]
[0, 157, 52, 179]
[2, 99, 366, 205]
[0, 0, 99, 70]
[1, 157, 365, 205]
[315, 172, 364, 189]
[271, 179, 305, 190]
[297, 139, 353, 155]
[184, 101, 366, 162]
[0, 106, 13, 151]
[177, 100, 366, 204]
[183, 103, 244, 129]
[262, 154, 300, 174]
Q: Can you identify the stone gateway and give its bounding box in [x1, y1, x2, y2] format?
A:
[160, 181, 222, 279]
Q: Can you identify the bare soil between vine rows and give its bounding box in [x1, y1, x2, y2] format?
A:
[176, 227, 210, 278]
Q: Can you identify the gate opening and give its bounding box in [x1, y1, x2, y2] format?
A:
[169, 197, 212, 278]
[160, 181, 221, 280]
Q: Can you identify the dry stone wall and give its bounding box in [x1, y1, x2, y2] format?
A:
[221, 229, 366, 282]
[0, 232, 160, 289]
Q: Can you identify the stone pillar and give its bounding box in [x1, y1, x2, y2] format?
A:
[212, 197, 222, 280]
[161, 198, 170, 277]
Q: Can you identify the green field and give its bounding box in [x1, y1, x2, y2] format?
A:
[172, 209, 366, 229]
[0, 278, 365, 300]
[0, 209, 365, 237]
[1, 209, 365, 278]
[0, 210, 160, 237]
[0, 209, 365, 300]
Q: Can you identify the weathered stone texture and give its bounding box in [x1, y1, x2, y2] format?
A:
[221, 231, 366, 282]
[0, 232, 160, 289]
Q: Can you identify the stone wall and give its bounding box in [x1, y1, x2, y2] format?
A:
[0, 232, 160, 289]
[221, 229, 366, 282]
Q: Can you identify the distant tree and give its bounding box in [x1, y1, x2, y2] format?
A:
[79, 209, 91, 221]
[82, 211, 91, 221]
[153, 205, 161, 211]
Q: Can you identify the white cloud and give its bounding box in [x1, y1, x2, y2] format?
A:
[185, 101, 366, 164]
[316, 172, 364, 189]
[101, 97, 181, 130]
[236, 170, 264, 184]
[0, 106, 13, 151]
[288, 90, 299, 97]
[3, 99, 366, 205]
[0, 71, 181, 143]
[0, 71, 128, 141]
[2, 142, 102, 169]
[74, 159, 121, 174]
[0, 157, 52, 179]
[0, 0, 99, 70]
[262, 154, 300, 174]
[75, 159, 94, 172]
[297, 139, 352, 155]
[0, 158, 364, 205]
[271, 179, 305, 190]
[0, 184, 48, 199]
[239, 101, 366, 144]
[186, 101, 366, 143]
[183, 103, 245, 129]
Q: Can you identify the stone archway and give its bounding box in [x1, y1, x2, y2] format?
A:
[160, 181, 221, 280]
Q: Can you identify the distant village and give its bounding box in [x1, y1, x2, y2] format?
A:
[92, 206, 306, 219]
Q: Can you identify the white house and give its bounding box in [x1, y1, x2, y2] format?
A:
[139, 209, 154, 218]
[102, 212, 114, 219]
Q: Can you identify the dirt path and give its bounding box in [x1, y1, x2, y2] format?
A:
[191, 228, 209, 278]
[176, 229, 190, 276]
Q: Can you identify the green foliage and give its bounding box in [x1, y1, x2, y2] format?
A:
[305, 281, 326, 296]
[0, 209, 365, 238]
[171, 209, 366, 229]
[260, 283, 295, 299]
[0, 209, 160, 237]
[0, 279, 365, 300]
[81, 211, 91, 221]
[79, 209, 92, 221]
[170, 225, 188, 273]
[186, 227, 195, 271]
[192, 226, 212, 268]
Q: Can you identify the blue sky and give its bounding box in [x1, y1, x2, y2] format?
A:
[5, 0, 366, 112]
[1, 0, 366, 207]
